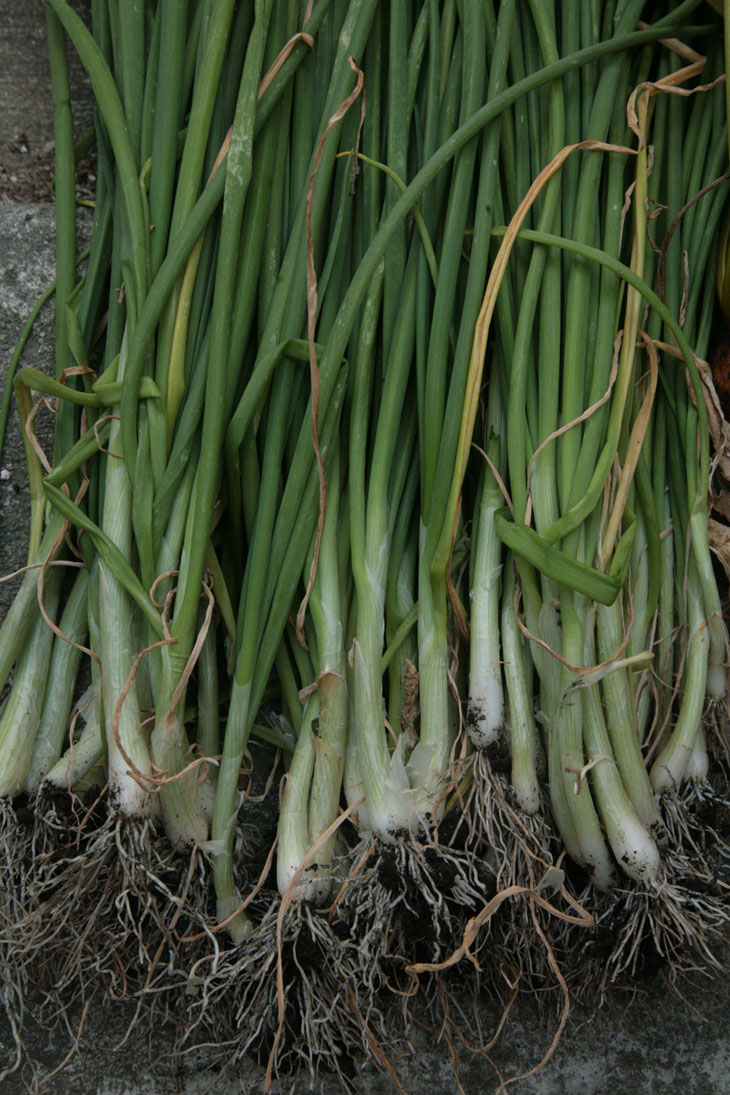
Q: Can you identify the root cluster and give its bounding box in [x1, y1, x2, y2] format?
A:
[3, 752, 730, 1091]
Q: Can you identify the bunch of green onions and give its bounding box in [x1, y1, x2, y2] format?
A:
[1, 0, 729, 1085]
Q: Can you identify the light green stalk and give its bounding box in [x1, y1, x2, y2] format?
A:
[0, 572, 62, 798]
[597, 599, 663, 834]
[580, 633, 661, 886]
[0, 514, 66, 696]
[556, 594, 616, 891]
[25, 568, 89, 791]
[43, 686, 104, 793]
[651, 558, 710, 793]
[467, 374, 505, 747]
[501, 560, 539, 815]
[151, 0, 274, 848]
[100, 340, 152, 818]
[277, 450, 347, 901]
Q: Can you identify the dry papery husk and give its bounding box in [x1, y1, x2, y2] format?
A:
[3, 787, 215, 1074]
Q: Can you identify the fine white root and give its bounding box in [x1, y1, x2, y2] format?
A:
[179, 898, 408, 1092]
[575, 790, 730, 997]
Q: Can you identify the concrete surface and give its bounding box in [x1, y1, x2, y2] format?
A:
[3, 969, 730, 1095]
[1, 2, 730, 1093]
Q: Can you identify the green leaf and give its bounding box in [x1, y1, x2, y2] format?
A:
[43, 481, 163, 637]
[495, 511, 623, 605]
[17, 368, 99, 407]
[609, 518, 637, 586]
[18, 367, 160, 407]
[45, 421, 112, 487]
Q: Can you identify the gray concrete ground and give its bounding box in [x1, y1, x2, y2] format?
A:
[1, 2, 730, 1092]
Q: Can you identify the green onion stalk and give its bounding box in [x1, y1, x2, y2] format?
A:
[226, 1, 721, 975]
[277, 445, 347, 902]
[209, 0, 379, 941]
[146, 4, 276, 851]
[0, 573, 62, 801]
[500, 39, 728, 986]
[411, 0, 489, 831]
[100, 352, 154, 821]
[501, 557, 541, 816]
[231, 0, 714, 867]
[0, 1, 238, 1044]
[37, 0, 158, 828]
[42, 690, 104, 795]
[41, 529, 106, 805]
[467, 374, 506, 751]
[23, 568, 89, 792]
[383, 431, 419, 748]
[649, 57, 729, 793]
[464, 0, 515, 754]
[485, 3, 664, 898]
[349, 247, 424, 840]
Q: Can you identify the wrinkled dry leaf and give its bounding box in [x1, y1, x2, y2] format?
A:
[687, 356, 730, 482]
[401, 658, 420, 745]
[711, 488, 730, 524]
[709, 518, 730, 583]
